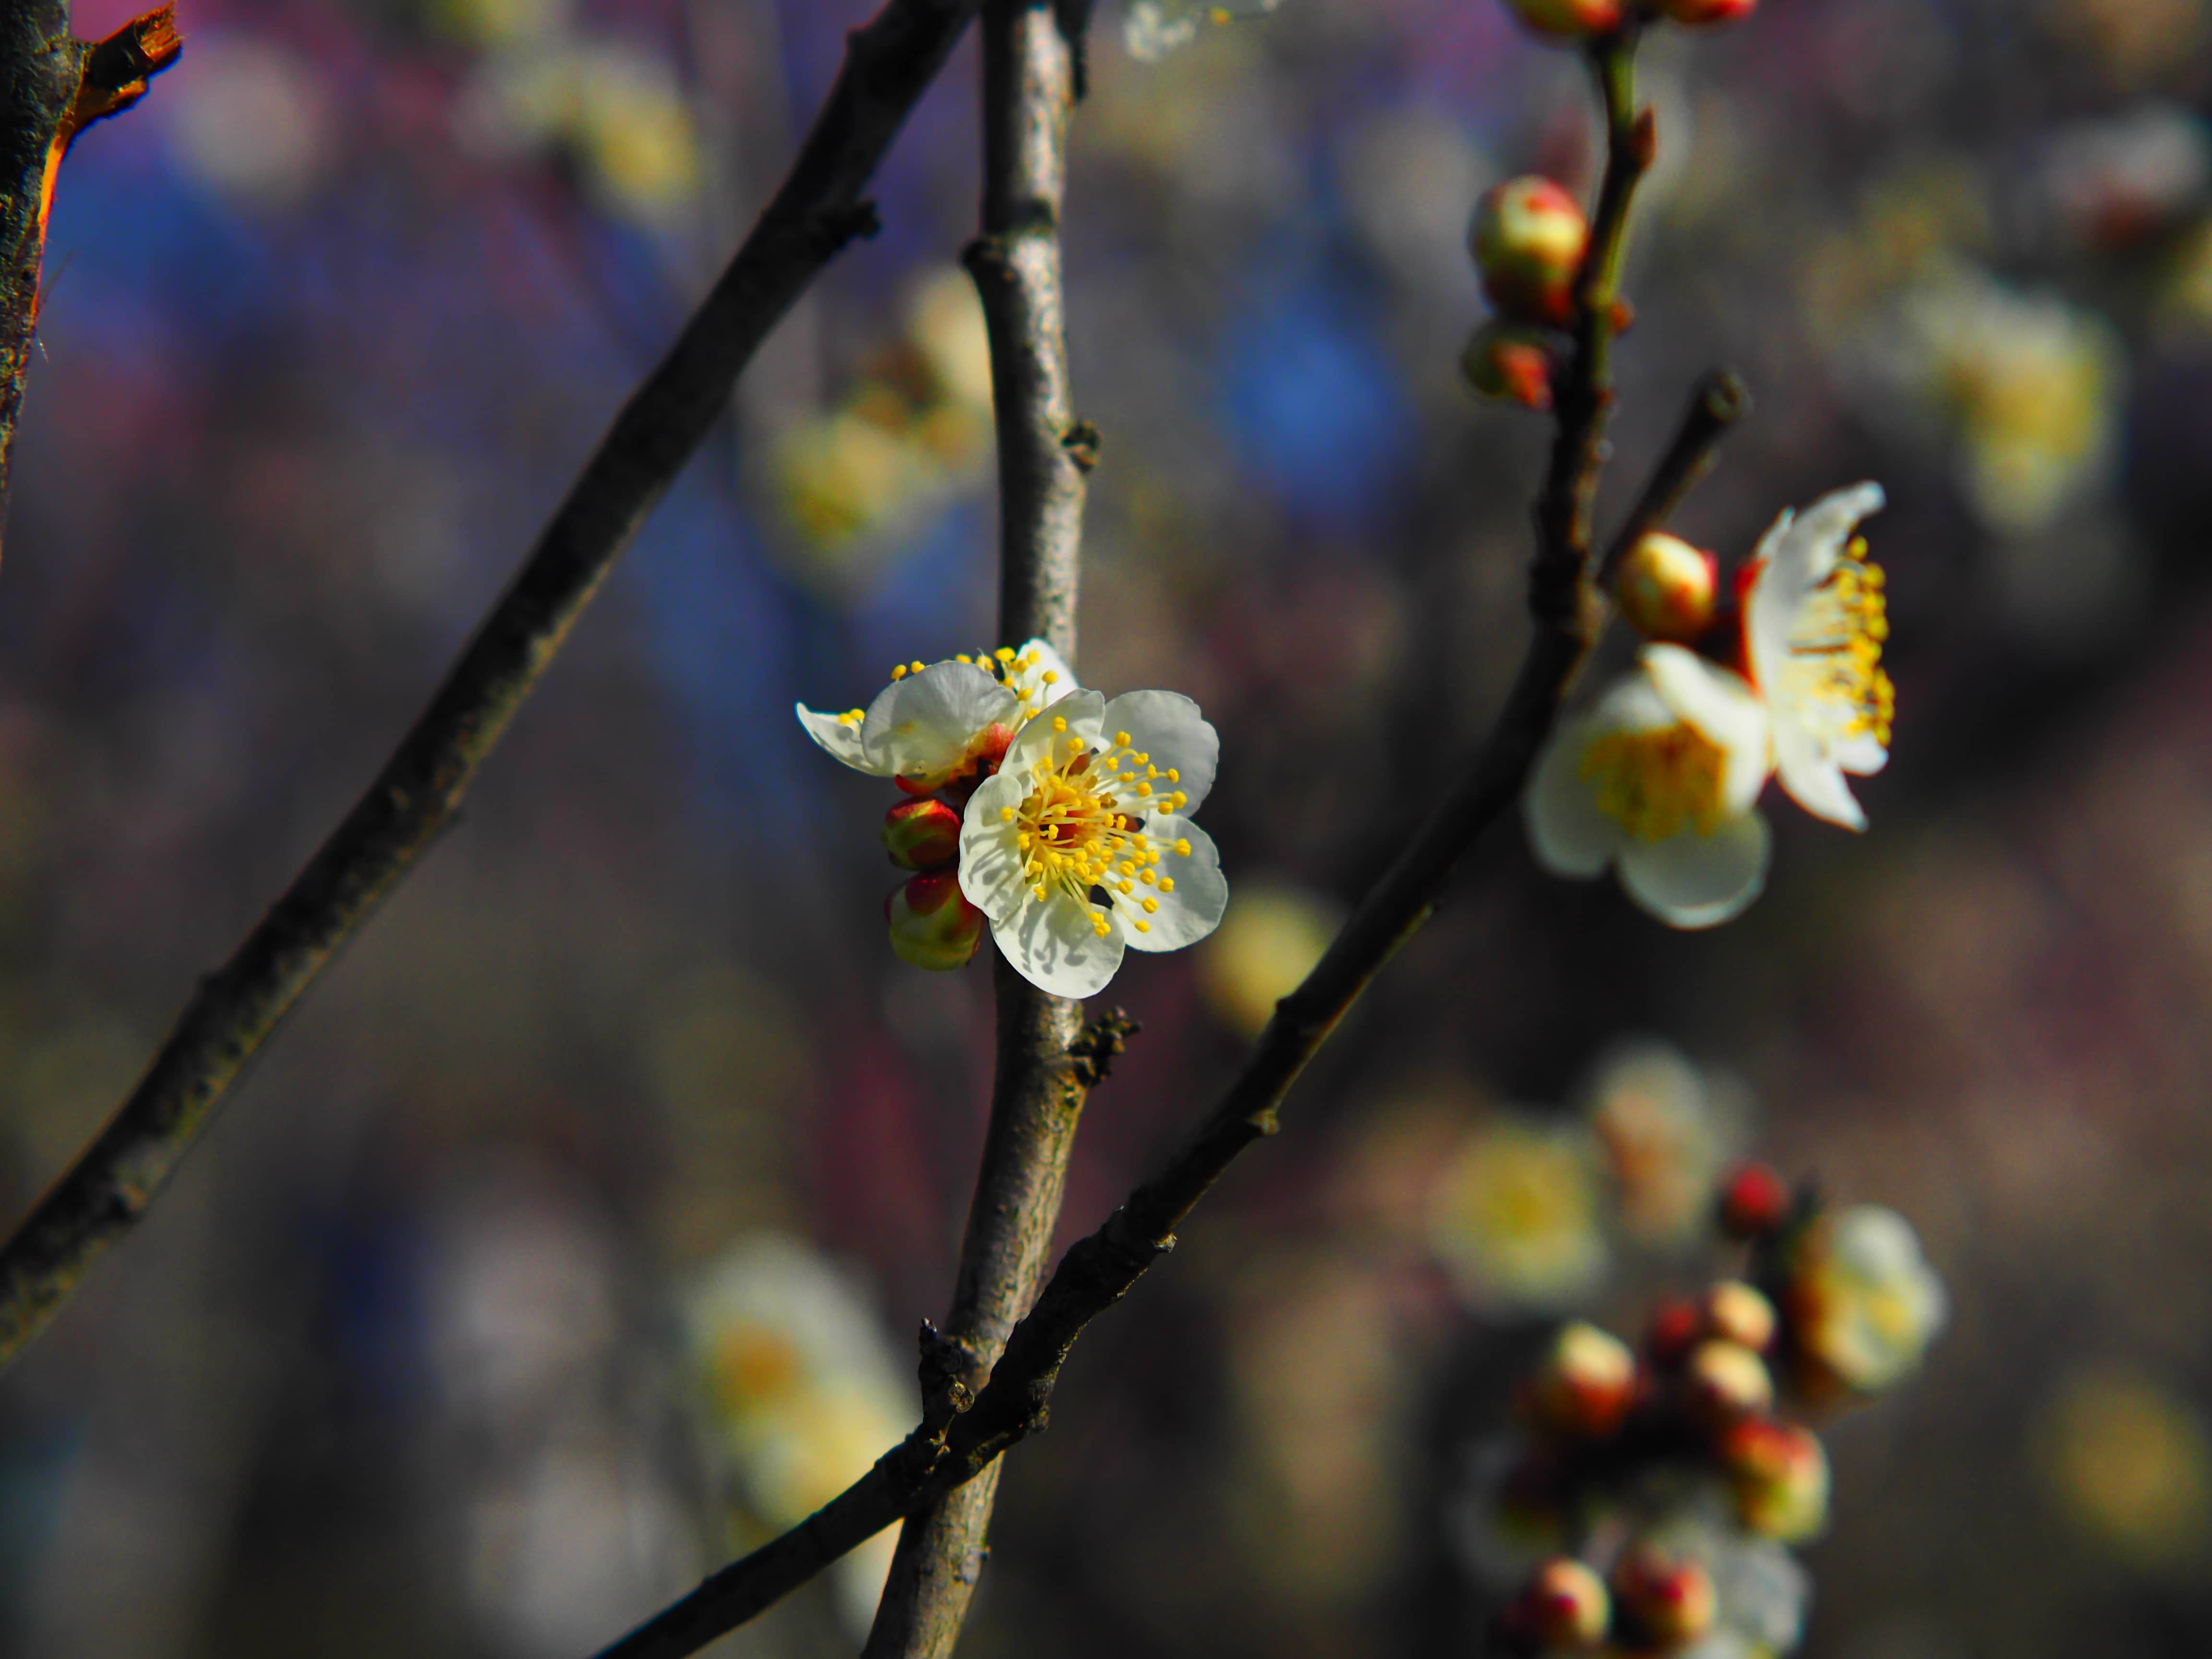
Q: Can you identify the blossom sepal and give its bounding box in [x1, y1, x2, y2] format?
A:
[1462, 322, 1560, 411]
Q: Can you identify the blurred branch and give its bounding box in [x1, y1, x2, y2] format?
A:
[578, 26, 1761, 1659]
[0, 0, 984, 1372]
[0, 3, 180, 553]
[863, 2, 1095, 1654]
[1597, 369, 1753, 585]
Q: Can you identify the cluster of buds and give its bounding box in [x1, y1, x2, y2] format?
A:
[882, 771, 988, 971]
[1463, 178, 1588, 411]
[1474, 1165, 1944, 1656]
[1497, 0, 1756, 44]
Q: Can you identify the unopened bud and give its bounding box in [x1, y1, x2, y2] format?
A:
[1684, 1338, 1775, 1425]
[1718, 1161, 1791, 1240]
[1614, 532, 1718, 643]
[1721, 1416, 1831, 1542]
[883, 797, 963, 870]
[1525, 1320, 1638, 1440]
[1610, 1542, 1717, 1649]
[1499, 0, 1627, 40]
[1503, 1556, 1611, 1651]
[1461, 322, 1559, 412]
[1645, 1297, 1702, 1368]
[1471, 177, 1589, 327]
[885, 871, 986, 970]
[1657, 0, 1757, 24]
[1701, 1280, 1777, 1353]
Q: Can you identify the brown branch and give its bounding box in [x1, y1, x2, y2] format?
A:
[861, 2, 1096, 1654]
[0, 0, 984, 1373]
[0, 5, 180, 552]
[577, 28, 1738, 1658]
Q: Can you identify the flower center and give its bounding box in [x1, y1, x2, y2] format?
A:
[1580, 721, 1730, 842]
[1005, 724, 1193, 938]
[1786, 539, 1893, 746]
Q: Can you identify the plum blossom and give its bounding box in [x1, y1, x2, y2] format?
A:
[1784, 1204, 1947, 1396]
[958, 689, 1227, 998]
[1742, 483, 1894, 831]
[1123, 0, 1282, 60]
[1526, 644, 1773, 929]
[795, 640, 1075, 796]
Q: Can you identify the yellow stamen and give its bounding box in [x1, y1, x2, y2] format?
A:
[1580, 721, 1730, 841]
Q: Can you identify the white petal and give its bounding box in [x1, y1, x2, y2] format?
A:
[1618, 811, 1770, 929]
[1642, 645, 1772, 813]
[1832, 727, 1889, 778]
[794, 703, 887, 775]
[1119, 817, 1226, 951]
[1744, 482, 1885, 697]
[1773, 720, 1866, 831]
[995, 888, 1126, 998]
[1002, 640, 1080, 717]
[959, 773, 1034, 922]
[1525, 716, 1622, 879]
[869, 663, 1019, 791]
[1004, 688, 1106, 776]
[1099, 690, 1220, 815]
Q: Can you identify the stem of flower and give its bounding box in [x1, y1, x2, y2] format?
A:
[861, 3, 1098, 1657]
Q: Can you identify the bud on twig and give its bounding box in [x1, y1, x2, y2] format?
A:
[1720, 1415, 1831, 1541]
[1701, 1280, 1778, 1353]
[1718, 1161, 1791, 1240]
[1613, 531, 1718, 643]
[1656, 0, 1758, 25]
[886, 870, 987, 970]
[1498, 0, 1626, 40]
[1471, 177, 1589, 328]
[883, 796, 963, 869]
[1503, 1556, 1611, 1652]
[1611, 1541, 1717, 1648]
[1524, 1320, 1639, 1440]
[1462, 322, 1560, 412]
[1683, 1337, 1775, 1426]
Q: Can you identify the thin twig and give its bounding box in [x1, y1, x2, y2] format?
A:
[862, 2, 1095, 1654]
[0, 5, 180, 552]
[0, 0, 983, 1372]
[574, 30, 1745, 1657]
[1596, 369, 1753, 585]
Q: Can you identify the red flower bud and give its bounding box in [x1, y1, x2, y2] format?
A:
[1720, 1416, 1831, 1542]
[1461, 322, 1559, 412]
[1499, 0, 1627, 41]
[1524, 1321, 1639, 1441]
[1683, 1338, 1776, 1426]
[1657, 0, 1756, 24]
[1610, 1542, 1716, 1648]
[883, 797, 963, 870]
[1718, 1161, 1791, 1240]
[1614, 532, 1719, 644]
[1503, 1556, 1611, 1651]
[1471, 177, 1590, 327]
[885, 871, 986, 970]
[1645, 1297, 1702, 1368]
[1701, 1279, 1778, 1353]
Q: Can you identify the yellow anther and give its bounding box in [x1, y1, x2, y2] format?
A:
[1167, 769, 1179, 782]
[1068, 736, 1086, 752]
[1159, 877, 1175, 893]
[1135, 919, 1152, 934]
[1118, 880, 1134, 894]
[1116, 731, 1132, 748]
[911, 661, 926, 675]
[1142, 897, 1159, 914]
[1053, 716, 1068, 733]
[1140, 870, 1155, 886]
[957, 653, 973, 663]
[1033, 885, 1047, 902]
[1169, 792, 1188, 810]
[1136, 783, 1153, 797]
[1000, 806, 1015, 822]
[1174, 839, 1191, 856]
[1119, 861, 1136, 876]
[1043, 671, 1060, 684]
[891, 664, 908, 680]
[995, 647, 1016, 662]
[1580, 721, 1729, 841]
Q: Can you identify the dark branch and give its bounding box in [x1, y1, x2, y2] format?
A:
[1597, 369, 1753, 585]
[862, 2, 1094, 1654]
[0, 0, 983, 1372]
[575, 27, 1726, 1659]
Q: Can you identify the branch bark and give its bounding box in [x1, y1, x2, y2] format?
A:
[575, 31, 1735, 1658]
[0, 4, 180, 551]
[862, 3, 1094, 1654]
[0, 0, 982, 1372]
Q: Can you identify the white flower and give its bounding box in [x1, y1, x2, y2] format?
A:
[1428, 1117, 1609, 1313]
[1124, 0, 1282, 60]
[794, 639, 1076, 795]
[1743, 483, 1894, 831]
[1526, 644, 1773, 929]
[958, 689, 1227, 997]
[1787, 1204, 1947, 1395]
